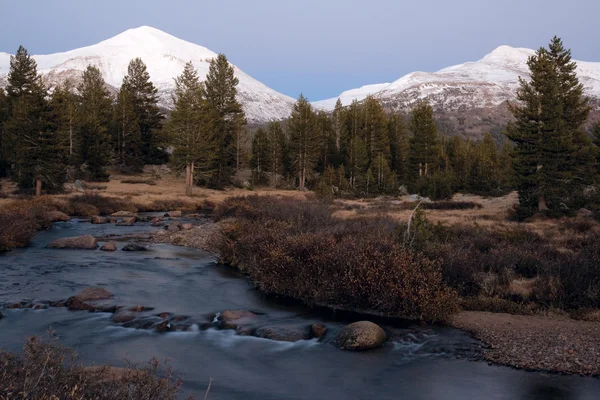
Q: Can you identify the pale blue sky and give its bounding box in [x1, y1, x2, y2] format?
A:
[1, 0, 599, 100]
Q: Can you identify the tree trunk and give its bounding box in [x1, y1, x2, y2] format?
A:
[189, 161, 195, 196]
[185, 163, 192, 196]
[69, 119, 73, 156]
[538, 194, 548, 211]
[35, 179, 42, 197]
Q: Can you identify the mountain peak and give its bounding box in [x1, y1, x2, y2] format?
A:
[480, 45, 534, 65]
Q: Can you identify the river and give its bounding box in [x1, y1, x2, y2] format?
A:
[1, 218, 599, 399]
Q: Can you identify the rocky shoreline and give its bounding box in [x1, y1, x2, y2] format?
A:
[450, 311, 600, 376]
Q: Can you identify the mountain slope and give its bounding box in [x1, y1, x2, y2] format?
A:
[313, 46, 600, 113]
[0, 26, 295, 123]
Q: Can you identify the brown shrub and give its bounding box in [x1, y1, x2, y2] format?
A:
[0, 335, 183, 399]
[135, 198, 197, 212]
[0, 201, 49, 251]
[212, 197, 458, 321]
[68, 193, 137, 216]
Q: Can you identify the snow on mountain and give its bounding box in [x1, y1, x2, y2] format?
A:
[312, 82, 390, 110]
[313, 45, 600, 112]
[0, 26, 295, 123]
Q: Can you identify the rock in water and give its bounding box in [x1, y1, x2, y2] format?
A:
[116, 217, 135, 226]
[75, 287, 114, 301]
[65, 297, 96, 311]
[45, 211, 71, 222]
[47, 235, 98, 250]
[100, 241, 117, 251]
[181, 223, 193, 231]
[219, 310, 258, 329]
[165, 211, 182, 218]
[122, 243, 148, 252]
[255, 326, 310, 342]
[112, 312, 136, 323]
[111, 211, 136, 217]
[310, 323, 328, 339]
[91, 216, 109, 224]
[167, 223, 181, 232]
[334, 321, 387, 350]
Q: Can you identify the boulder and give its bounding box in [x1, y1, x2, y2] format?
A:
[47, 235, 98, 250]
[74, 287, 114, 302]
[100, 241, 117, 252]
[255, 326, 310, 342]
[157, 312, 172, 320]
[91, 216, 109, 224]
[111, 211, 135, 217]
[65, 296, 96, 311]
[181, 223, 193, 231]
[167, 223, 181, 232]
[111, 312, 136, 323]
[219, 310, 258, 329]
[45, 211, 71, 222]
[128, 305, 152, 312]
[135, 216, 151, 223]
[165, 211, 182, 218]
[310, 323, 328, 339]
[122, 243, 148, 252]
[334, 321, 387, 350]
[116, 217, 135, 227]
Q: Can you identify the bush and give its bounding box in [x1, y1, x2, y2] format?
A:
[68, 193, 137, 216]
[120, 178, 157, 185]
[212, 197, 458, 321]
[0, 335, 183, 399]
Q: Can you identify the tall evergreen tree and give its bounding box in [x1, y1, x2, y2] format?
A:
[114, 85, 142, 173]
[332, 98, 344, 157]
[204, 54, 247, 187]
[4, 46, 65, 194]
[508, 38, 593, 216]
[409, 101, 440, 180]
[50, 81, 78, 162]
[266, 121, 286, 186]
[76, 65, 114, 181]
[0, 89, 9, 177]
[251, 127, 269, 184]
[362, 96, 389, 167]
[316, 110, 334, 173]
[388, 113, 410, 183]
[166, 62, 216, 195]
[121, 58, 166, 169]
[288, 94, 318, 190]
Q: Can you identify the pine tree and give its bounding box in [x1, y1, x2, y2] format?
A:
[346, 134, 369, 189]
[166, 62, 216, 195]
[315, 110, 334, 173]
[388, 112, 410, 183]
[362, 96, 389, 167]
[288, 94, 318, 190]
[508, 38, 593, 216]
[121, 58, 166, 168]
[50, 81, 78, 162]
[409, 101, 440, 180]
[0, 89, 9, 177]
[332, 99, 344, 158]
[4, 46, 65, 194]
[251, 127, 270, 184]
[114, 85, 142, 173]
[266, 121, 286, 186]
[204, 54, 247, 187]
[74, 66, 113, 181]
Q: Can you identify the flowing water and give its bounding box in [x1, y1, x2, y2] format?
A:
[1, 219, 599, 399]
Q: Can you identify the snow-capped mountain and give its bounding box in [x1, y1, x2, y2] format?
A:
[313, 45, 600, 113]
[0, 26, 295, 123]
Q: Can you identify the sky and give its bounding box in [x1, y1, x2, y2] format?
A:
[1, 0, 599, 101]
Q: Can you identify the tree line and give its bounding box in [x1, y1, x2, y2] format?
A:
[0, 46, 246, 195]
[1, 37, 599, 218]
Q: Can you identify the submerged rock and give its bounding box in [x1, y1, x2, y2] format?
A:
[100, 241, 117, 252]
[47, 235, 98, 250]
[65, 296, 96, 311]
[334, 321, 387, 350]
[155, 321, 173, 333]
[91, 216, 109, 224]
[112, 312, 136, 323]
[45, 211, 71, 222]
[255, 326, 310, 342]
[122, 243, 148, 252]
